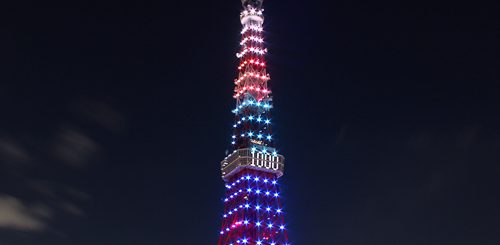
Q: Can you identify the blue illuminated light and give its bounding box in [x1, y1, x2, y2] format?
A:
[233, 101, 272, 113]
[230, 115, 271, 128]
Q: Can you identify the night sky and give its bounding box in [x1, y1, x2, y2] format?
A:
[1, 0, 499, 244]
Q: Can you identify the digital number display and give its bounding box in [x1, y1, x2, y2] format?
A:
[250, 151, 280, 170]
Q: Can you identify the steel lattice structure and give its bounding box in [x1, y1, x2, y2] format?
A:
[218, 1, 290, 245]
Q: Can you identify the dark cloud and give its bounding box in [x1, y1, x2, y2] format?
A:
[64, 187, 92, 202]
[0, 139, 30, 164]
[58, 201, 85, 217]
[0, 126, 95, 236]
[0, 195, 51, 231]
[72, 99, 126, 132]
[52, 127, 99, 168]
[456, 125, 481, 149]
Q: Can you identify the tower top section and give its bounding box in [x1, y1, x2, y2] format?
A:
[242, 0, 263, 9]
[240, 0, 264, 25]
[222, 0, 284, 181]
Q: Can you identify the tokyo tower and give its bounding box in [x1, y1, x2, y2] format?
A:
[218, 0, 289, 245]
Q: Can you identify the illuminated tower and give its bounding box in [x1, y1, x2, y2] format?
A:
[217, 0, 289, 244]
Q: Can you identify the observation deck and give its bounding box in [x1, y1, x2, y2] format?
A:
[221, 148, 285, 182]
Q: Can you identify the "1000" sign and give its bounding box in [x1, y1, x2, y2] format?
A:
[250, 151, 280, 170]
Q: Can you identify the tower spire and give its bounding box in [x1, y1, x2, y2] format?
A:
[232, 0, 271, 151]
[242, 0, 263, 9]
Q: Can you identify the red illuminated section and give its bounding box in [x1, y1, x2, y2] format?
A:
[233, 10, 270, 102]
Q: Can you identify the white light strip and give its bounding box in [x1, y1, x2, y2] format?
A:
[241, 9, 264, 17]
[240, 36, 264, 45]
[236, 47, 267, 58]
[241, 25, 263, 34]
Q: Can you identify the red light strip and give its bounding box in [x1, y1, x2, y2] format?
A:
[233, 86, 271, 98]
[235, 72, 270, 85]
[238, 59, 266, 70]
